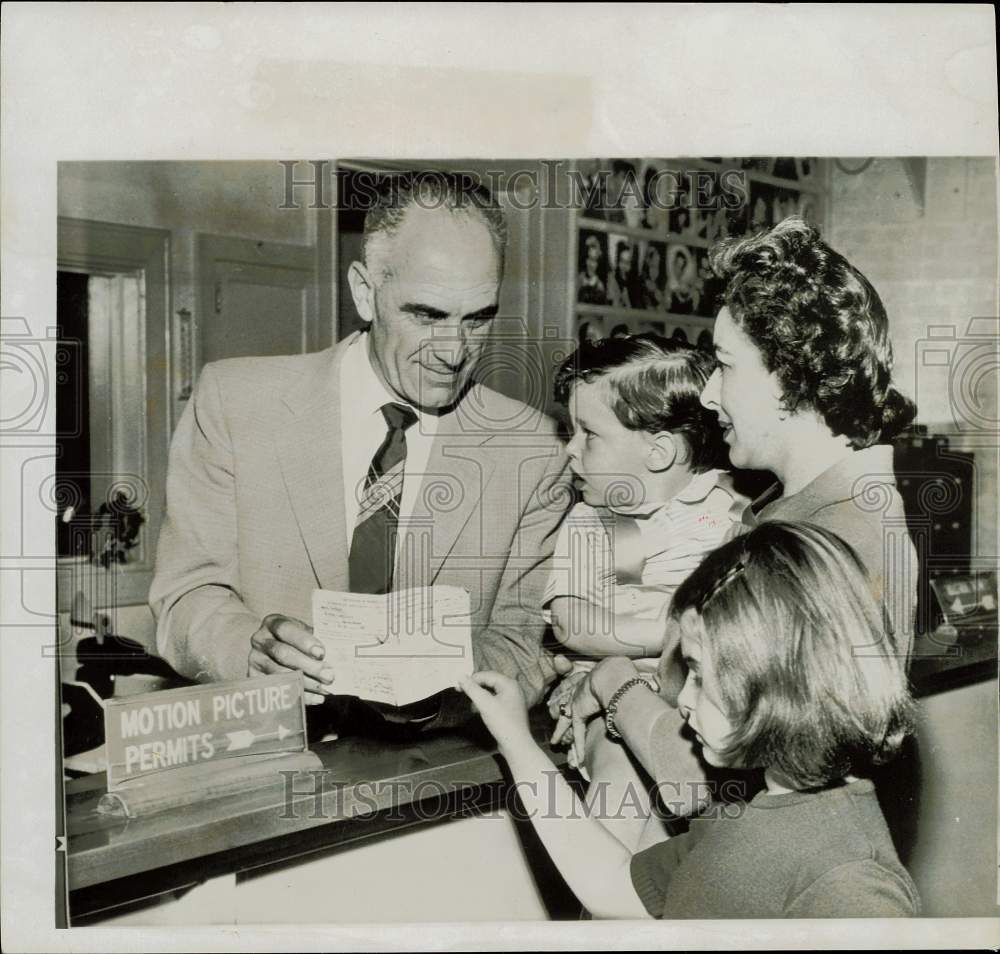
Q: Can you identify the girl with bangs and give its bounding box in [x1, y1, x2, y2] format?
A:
[459, 521, 919, 919]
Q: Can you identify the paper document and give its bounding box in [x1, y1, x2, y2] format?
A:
[311, 586, 474, 707]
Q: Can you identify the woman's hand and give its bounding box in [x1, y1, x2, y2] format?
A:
[589, 656, 642, 708]
[458, 672, 533, 756]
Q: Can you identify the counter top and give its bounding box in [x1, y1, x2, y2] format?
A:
[66, 708, 565, 920]
[65, 623, 997, 921]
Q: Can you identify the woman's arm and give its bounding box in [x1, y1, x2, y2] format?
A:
[553, 656, 712, 820]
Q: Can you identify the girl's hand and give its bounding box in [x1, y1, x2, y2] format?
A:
[458, 672, 533, 755]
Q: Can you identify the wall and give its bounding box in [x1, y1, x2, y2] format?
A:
[829, 158, 999, 917]
[56, 162, 318, 648]
[58, 160, 318, 374]
[828, 157, 998, 559]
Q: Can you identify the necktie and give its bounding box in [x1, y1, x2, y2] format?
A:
[348, 402, 418, 594]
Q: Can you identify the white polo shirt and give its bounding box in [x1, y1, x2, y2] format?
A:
[544, 468, 745, 622]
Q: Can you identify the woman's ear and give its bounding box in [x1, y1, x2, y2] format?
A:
[347, 261, 376, 326]
[646, 432, 679, 472]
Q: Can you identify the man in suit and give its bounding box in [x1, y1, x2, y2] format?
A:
[149, 172, 571, 730]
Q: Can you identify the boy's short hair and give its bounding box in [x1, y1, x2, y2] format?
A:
[554, 333, 726, 473]
[670, 521, 914, 788]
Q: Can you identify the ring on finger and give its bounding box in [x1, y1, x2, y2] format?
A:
[559, 702, 571, 718]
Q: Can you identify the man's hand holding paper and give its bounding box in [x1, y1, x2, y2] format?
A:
[248, 615, 336, 705]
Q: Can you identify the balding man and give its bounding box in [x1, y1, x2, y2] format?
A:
[150, 172, 571, 731]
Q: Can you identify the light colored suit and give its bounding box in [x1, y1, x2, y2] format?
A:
[149, 333, 572, 727]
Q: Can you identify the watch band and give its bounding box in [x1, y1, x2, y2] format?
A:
[604, 675, 659, 741]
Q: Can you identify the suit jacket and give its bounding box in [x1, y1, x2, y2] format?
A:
[149, 333, 572, 727]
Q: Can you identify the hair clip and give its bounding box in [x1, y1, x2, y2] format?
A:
[699, 558, 747, 609]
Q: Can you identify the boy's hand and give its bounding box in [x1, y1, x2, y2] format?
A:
[458, 672, 533, 755]
[547, 669, 588, 724]
[547, 671, 603, 767]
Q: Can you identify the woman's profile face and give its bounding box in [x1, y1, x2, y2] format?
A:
[699, 306, 787, 471]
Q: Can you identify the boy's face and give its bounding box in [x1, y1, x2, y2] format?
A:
[564, 380, 654, 512]
[676, 609, 736, 768]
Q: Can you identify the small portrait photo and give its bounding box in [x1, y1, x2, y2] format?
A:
[669, 325, 690, 344]
[796, 157, 818, 182]
[688, 170, 721, 241]
[773, 188, 800, 224]
[694, 247, 724, 318]
[609, 322, 632, 339]
[639, 159, 673, 231]
[771, 157, 798, 180]
[607, 234, 640, 310]
[696, 327, 715, 354]
[637, 239, 668, 311]
[577, 228, 610, 305]
[749, 181, 800, 231]
[798, 192, 820, 227]
[576, 316, 606, 346]
[668, 171, 693, 236]
[577, 158, 608, 220]
[749, 180, 774, 230]
[740, 157, 775, 174]
[665, 242, 698, 314]
[604, 158, 644, 228]
[721, 201, 750, 239]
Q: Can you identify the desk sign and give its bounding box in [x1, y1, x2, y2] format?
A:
[105, 672, 307, 791]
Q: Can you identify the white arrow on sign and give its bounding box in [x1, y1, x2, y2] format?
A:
[225, 724, 291, 751]
[226, 730, 255, 751]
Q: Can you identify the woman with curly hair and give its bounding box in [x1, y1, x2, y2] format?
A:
[696, 215, 917, 648]
[555, 216, 920, 836]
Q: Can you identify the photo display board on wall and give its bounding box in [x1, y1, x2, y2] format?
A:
[572, 157, 827, 351]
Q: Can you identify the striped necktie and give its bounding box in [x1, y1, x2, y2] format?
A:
[348, 402, 418, 594]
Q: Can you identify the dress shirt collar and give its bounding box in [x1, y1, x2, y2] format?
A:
[611, 467, 730, 518]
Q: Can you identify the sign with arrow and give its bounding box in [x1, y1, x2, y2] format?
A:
[105, 672, 308, 790]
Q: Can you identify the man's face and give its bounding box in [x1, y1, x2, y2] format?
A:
[354, 206, 501, 412]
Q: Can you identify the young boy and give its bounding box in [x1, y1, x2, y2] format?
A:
[544, 334, 744, 847]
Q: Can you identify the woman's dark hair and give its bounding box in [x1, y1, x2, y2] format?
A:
[554, 333, 727, 473]
[670, 521, 915, 788]
[709, 216, 916, 447]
